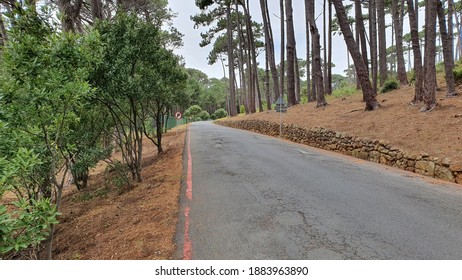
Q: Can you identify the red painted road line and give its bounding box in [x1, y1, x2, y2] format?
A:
[183, 128, 193, 260]
[186, 128, 193, 200]
[183, 206, 192, 260]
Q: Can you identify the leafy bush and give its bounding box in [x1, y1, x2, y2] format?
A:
[332, 85, 357, 98]
[453, 65, 462, 85]
[0, 199, 59, 259]
[240, 105, 246, 114]
[198, 110, 210, 121]
[380, 79, 399, 93]
[212, 108, 228, 120]
[0, 148, 59, 259]
[184, 105, 203, 121]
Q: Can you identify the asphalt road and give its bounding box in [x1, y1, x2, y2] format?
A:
[176, 121, 462, 259]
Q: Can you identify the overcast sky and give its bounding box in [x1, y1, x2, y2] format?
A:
[167, 0, 349, 79]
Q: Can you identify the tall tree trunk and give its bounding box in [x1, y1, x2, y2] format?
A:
[91, 0, 103, 21]
[285, 0, 298, 106]
[0, 12, 7, 47]
[259, 0, 280, 103]
[307, 0, 327, 107]
[326, 0, 333, 95]
[448, 0, 455, 65]
[226, 4, 237, 116]
[355, 0, 369, 75]
[280, 0, 285, 100]
[242, 0, 262, 112]
[58, 0, 84, 33]
[295, 50, 301, 102]
[245, 39, 255, 113]
[370, 0, 378, 95]
[304, 0, 313, 102]
[377, 0, 388, 85]
[455, 13, 462, 61]
[265, 52, 271, 110]
[333, 0, 379, 111]
[422, 0, 438, 112]
[437, 0, 457, 97]
[323, 0, 328, 93]
[393, 0, 408, 85]
[407, 0, 423, 103]
[236, 2, 249, 114]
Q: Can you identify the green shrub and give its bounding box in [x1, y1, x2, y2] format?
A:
[380, 79, 399, 93]
[212, 108, 228, 120]
[332, 85, 357, 98]
[184, 105, 203, 121]
[198, 110, 210, 121]
[452, 60, 462, 85]
[240, 105, 246, 114]
[436, 61, 445, 73]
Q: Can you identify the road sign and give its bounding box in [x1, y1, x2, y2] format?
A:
[175, 112, 182, 120]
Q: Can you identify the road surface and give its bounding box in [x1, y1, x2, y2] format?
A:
[176, 122, 462, 259]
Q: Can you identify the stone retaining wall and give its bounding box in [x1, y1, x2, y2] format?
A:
[217, 119, 462, 185]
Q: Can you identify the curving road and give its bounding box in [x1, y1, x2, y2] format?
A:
[176, 122, 462, 260]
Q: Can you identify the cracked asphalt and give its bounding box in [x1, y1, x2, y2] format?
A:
[176, 122, 462, 259]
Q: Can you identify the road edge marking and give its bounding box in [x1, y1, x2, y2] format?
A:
[183, 127, 193, 260]
[186, 128, 193, 200]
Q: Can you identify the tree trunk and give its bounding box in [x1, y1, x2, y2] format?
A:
[236, 1, 249, 114]
[285, 0, 298, 106]
[407, 0, 423, 103]
[370, 0, 378, 95]
[280, 0, 285, 100]
[91, 0, 103, 21]
[295, 50, 301, 103]
[307, 0, 327, 107]
[57, 0, 84, 33]
[0, 13, 7, 47]
[226, 4, 237, 116]
[437, 0, 457, 97]
[265, 53, 271, 110]
[454, 13, 462, 61]
[333, 0, 379, 111]
[326, 0, 333, 95]
[355, 0, 369, 76]
[245, 0, 263, 113]
[304, 0, 313, 102]
[448, 0, 454, 60]
[377, 0, 388, 85]
[422, 0, 438, 112]
[259, 0, 280, 103]
[393, 0, 408, 85]
[323, 0, 328, 94]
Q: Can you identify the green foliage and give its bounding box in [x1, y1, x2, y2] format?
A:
[380, 79, 400, 93]
[240, 105, 246, 114]
[93, 13, 187, 162]
[184, 105, 203, 121]
[332, 85, 358, 98]
[0, 146, 59, 259]
[0, 10, 104, 258]
[212, 108, 228, 120]
[436, 61, 445, 73]
[0, 198, 59, 259]
[198, 110, 211, 121]
[453, 60, 462, 85]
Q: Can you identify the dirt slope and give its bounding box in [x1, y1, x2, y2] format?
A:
[236, 85, 462, 163]
[53, 128, 186, 260]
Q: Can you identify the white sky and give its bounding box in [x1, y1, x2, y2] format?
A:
[167, 0, 349, 79]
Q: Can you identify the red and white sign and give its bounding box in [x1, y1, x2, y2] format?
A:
[175, 112, 182, 120]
